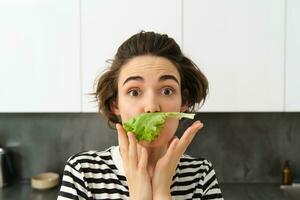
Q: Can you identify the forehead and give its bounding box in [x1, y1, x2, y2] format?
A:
[118, 55, 180, 82]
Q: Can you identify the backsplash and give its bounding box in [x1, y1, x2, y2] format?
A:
[0, 113, 299, 183]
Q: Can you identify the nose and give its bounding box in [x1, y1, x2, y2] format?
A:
[144, 95, 161, 113]
[144, 104, 160, 113]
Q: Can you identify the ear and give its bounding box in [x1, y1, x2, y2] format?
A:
[180, 89, 189, 112]
[180, 102, 188, 112]
[111, 100, 120, 116]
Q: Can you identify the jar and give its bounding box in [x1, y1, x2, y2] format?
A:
[282, 160, 293, 185]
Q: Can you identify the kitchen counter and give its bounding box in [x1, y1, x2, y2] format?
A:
[0, 182, 289, 200]
[220, 183, 288, 200]
[0, 181, 59, 200]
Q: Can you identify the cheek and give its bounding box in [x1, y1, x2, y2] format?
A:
[161, 118, 179, 137]
[117, 99, 142, 122]
[160, 94, 183, 111]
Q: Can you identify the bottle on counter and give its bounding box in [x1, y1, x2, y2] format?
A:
[282, 160, 293, 185]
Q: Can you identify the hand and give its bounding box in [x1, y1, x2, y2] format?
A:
[116, 123, 152, 200]
[151, 120, 204, 200]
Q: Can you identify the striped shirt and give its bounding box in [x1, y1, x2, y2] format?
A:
[57, 146, 223, 200]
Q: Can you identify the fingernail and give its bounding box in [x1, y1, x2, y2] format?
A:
[195, 120, 203, 127]
[128, 132, 134, 138]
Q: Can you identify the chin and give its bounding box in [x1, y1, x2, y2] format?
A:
[139, 138, 165, 148]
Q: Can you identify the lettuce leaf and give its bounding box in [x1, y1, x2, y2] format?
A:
[123, 112, 195, 142]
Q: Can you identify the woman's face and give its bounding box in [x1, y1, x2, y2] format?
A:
[113, 55, 187, 147]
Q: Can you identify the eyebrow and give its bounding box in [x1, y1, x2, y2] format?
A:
[122, 74, 179, 86]
[123, 76, 143, 85]
[159, 75, 179, 84]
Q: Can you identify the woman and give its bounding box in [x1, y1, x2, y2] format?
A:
[58, 31, 223, 200]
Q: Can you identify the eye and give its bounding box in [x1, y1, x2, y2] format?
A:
[128, 88, 141, 97]
[161, 87, 174, 96]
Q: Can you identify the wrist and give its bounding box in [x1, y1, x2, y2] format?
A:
[153, 195, 171, 200]
[153, 190, 171, 200]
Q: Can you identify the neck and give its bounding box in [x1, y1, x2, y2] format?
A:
[145, 145, 167, 164]
[137, 144, 167, 177]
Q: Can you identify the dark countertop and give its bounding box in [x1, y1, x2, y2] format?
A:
[0, 182, 289, 200]
[0, 181, 59, 200]
[220, 183, 288, 200]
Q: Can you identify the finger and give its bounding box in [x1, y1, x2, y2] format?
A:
[138, 146, 148, 169]
[177, 120, 203, 155]
[164, 137, 179, 160]
[167, 136, 177, 148]
[116, 123, 129, 158]
[128, 132, 138, 166]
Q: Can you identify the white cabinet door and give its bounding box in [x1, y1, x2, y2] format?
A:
[183, 0, 285, 111]
[81, 0, 182, 112]
[285, 0, 300, 111]
[0, 0, 80, 112]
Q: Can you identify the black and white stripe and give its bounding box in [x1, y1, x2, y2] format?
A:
[57, 147, 223, 200]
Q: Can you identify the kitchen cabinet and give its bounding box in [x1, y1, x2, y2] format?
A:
[285, 0, 300, 111]
[1, 0, 298, 113]
[81, 0, 182, 112]
[183, 0, 285, 111]
[0, 0, 80, 112]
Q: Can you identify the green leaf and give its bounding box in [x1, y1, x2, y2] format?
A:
[123, 112, 195, 142]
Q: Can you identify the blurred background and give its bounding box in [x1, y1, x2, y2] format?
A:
[0, 0, 299, 199]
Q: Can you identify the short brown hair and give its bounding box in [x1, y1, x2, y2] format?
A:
[93, 31, 208, 128]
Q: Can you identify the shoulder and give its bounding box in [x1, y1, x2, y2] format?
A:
[177, 154, 216, 182]
[66, 147, 115, 171]
[177, 155, 223, 198]
[179, 154, 213, 170]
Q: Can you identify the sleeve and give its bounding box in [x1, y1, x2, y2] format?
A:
[194, 161, 224, 200]
[57, 159, 91, 200]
